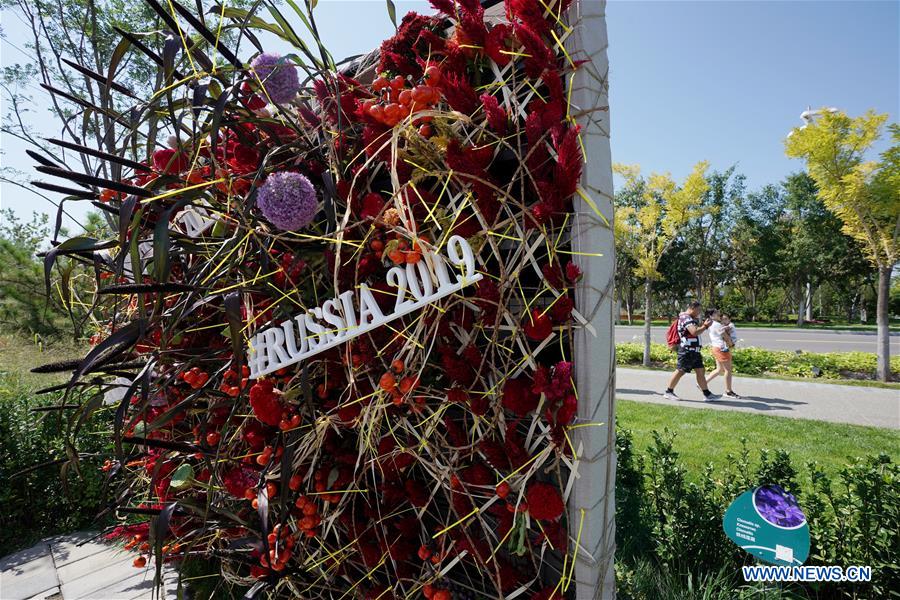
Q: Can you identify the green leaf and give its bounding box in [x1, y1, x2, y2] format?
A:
[171, 464, 194, 489]
[385, 0, 397, 28]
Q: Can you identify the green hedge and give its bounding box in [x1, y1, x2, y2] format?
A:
[616, 342, 900, 381]
[615, 428, 899, 599]
[0, 369, 110, 555]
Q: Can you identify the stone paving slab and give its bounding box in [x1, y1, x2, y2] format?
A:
[0, 533, 178, 600]
[0, 541, 61, 600]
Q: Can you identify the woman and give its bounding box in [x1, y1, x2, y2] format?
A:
[706, 313, 740, 398]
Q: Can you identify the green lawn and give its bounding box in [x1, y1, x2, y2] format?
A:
[616, 399, 900, 477]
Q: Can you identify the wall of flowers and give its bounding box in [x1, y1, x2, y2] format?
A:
[34, 0, 609, 597]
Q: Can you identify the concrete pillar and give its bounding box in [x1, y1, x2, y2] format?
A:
[565, 1, 617, 598]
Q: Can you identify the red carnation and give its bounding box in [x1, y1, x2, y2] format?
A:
[523, 308, 553, 341]
[526, 481, 564, 520]
[223, 466, 257, 499]
[249, 379, 284, 426]
[151, 148, 188, 174]
[502, 375, 540, 416]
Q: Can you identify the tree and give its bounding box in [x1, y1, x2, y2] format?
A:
[0, 0, 254, 234]
[786, 110, 899, 381]
[614, 161, 710, 366]
[727, 184, 786, 321]
[680, 167, 745, 303]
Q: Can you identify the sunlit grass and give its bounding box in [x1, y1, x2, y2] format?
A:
[616, 399, 900, 477]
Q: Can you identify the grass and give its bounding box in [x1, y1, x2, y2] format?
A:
[0, 333, 84, 387]
[616, 399, 900, 477]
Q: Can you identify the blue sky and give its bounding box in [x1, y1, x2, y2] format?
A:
[1, 0, 897, 234]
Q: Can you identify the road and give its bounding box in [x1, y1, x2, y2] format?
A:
[616, 325, 900, 354]
[616, 367, 900, 429]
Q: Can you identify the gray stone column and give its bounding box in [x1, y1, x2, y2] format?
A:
[566, 1, 616, 598]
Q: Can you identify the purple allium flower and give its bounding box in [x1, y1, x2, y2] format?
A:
[754, 484, 805, 528]
[249, 53, 299, 104]
[257, 172, 317, 231]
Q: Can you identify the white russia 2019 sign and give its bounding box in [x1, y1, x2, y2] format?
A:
[247, 235, 483, 378]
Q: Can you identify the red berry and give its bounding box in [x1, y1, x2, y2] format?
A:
[424, 65, 442, 85]
[133, 556, 147, 568]
[496, 481, 511, 499]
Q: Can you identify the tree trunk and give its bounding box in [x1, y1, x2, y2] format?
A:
[876, 266, 892, 382]
[805, 282, 813, 321]
[643, 279, 652, 367]
[626, 286, 634, 324]
[796, 282, 805, 327]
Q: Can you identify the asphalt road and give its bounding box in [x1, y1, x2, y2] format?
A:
[615, 325, 900, 354]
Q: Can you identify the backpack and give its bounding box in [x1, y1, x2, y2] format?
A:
[665, 319, 680, 350]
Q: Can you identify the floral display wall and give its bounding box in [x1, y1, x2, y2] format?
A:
[33, 0, 614, 597]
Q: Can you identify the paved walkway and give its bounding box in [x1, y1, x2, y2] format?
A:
[0, 532, 178, 600]
[616, 367, 900, 429]
[616, 325, 900, 353]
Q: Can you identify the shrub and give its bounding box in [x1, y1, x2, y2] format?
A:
[0, 369, 111, 555]
[616, 342, 900, 381]
[615, 427, 900, 598]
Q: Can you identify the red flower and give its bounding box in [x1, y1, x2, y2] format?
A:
[542, 262, 565, 289]
[523, 308, 553, 341]
[480, 93, 508, 135]
[475, 278, 500, 323]
[530, 587, 564, 600]
[227, 143, 260, 174]
[484, 23, 514, 66]
[565, 261, 583, 283]
[553, 126, 583, 200]
[249, 379, 284, 426]
[151, 148, 188, 174]
[502, 375, 540, 416]
[550, 295, 574, 323]
[223, 466, 257, 499]
[360, 192, 385, 219]
[526, 482, 564, 520]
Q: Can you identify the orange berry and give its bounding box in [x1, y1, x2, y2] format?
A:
[391, 359, 405, 373]
[424, 65, 442, 85]
[433, 591, 451, 600]
[388, 250, 405, 264]
[405, 251, 422, 264]
[133, 556, 147, 568]
[289, 474, 303, 491]
[399, 376, 417, 394]
[379, 372, 397, 391]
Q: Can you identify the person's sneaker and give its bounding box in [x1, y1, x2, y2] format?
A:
[704, 393, 722, 402]
[724, 391, 741, 399]
[662, 390, 679, 401]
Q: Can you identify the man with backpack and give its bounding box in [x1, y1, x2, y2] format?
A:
[663, 301, 719, 401]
